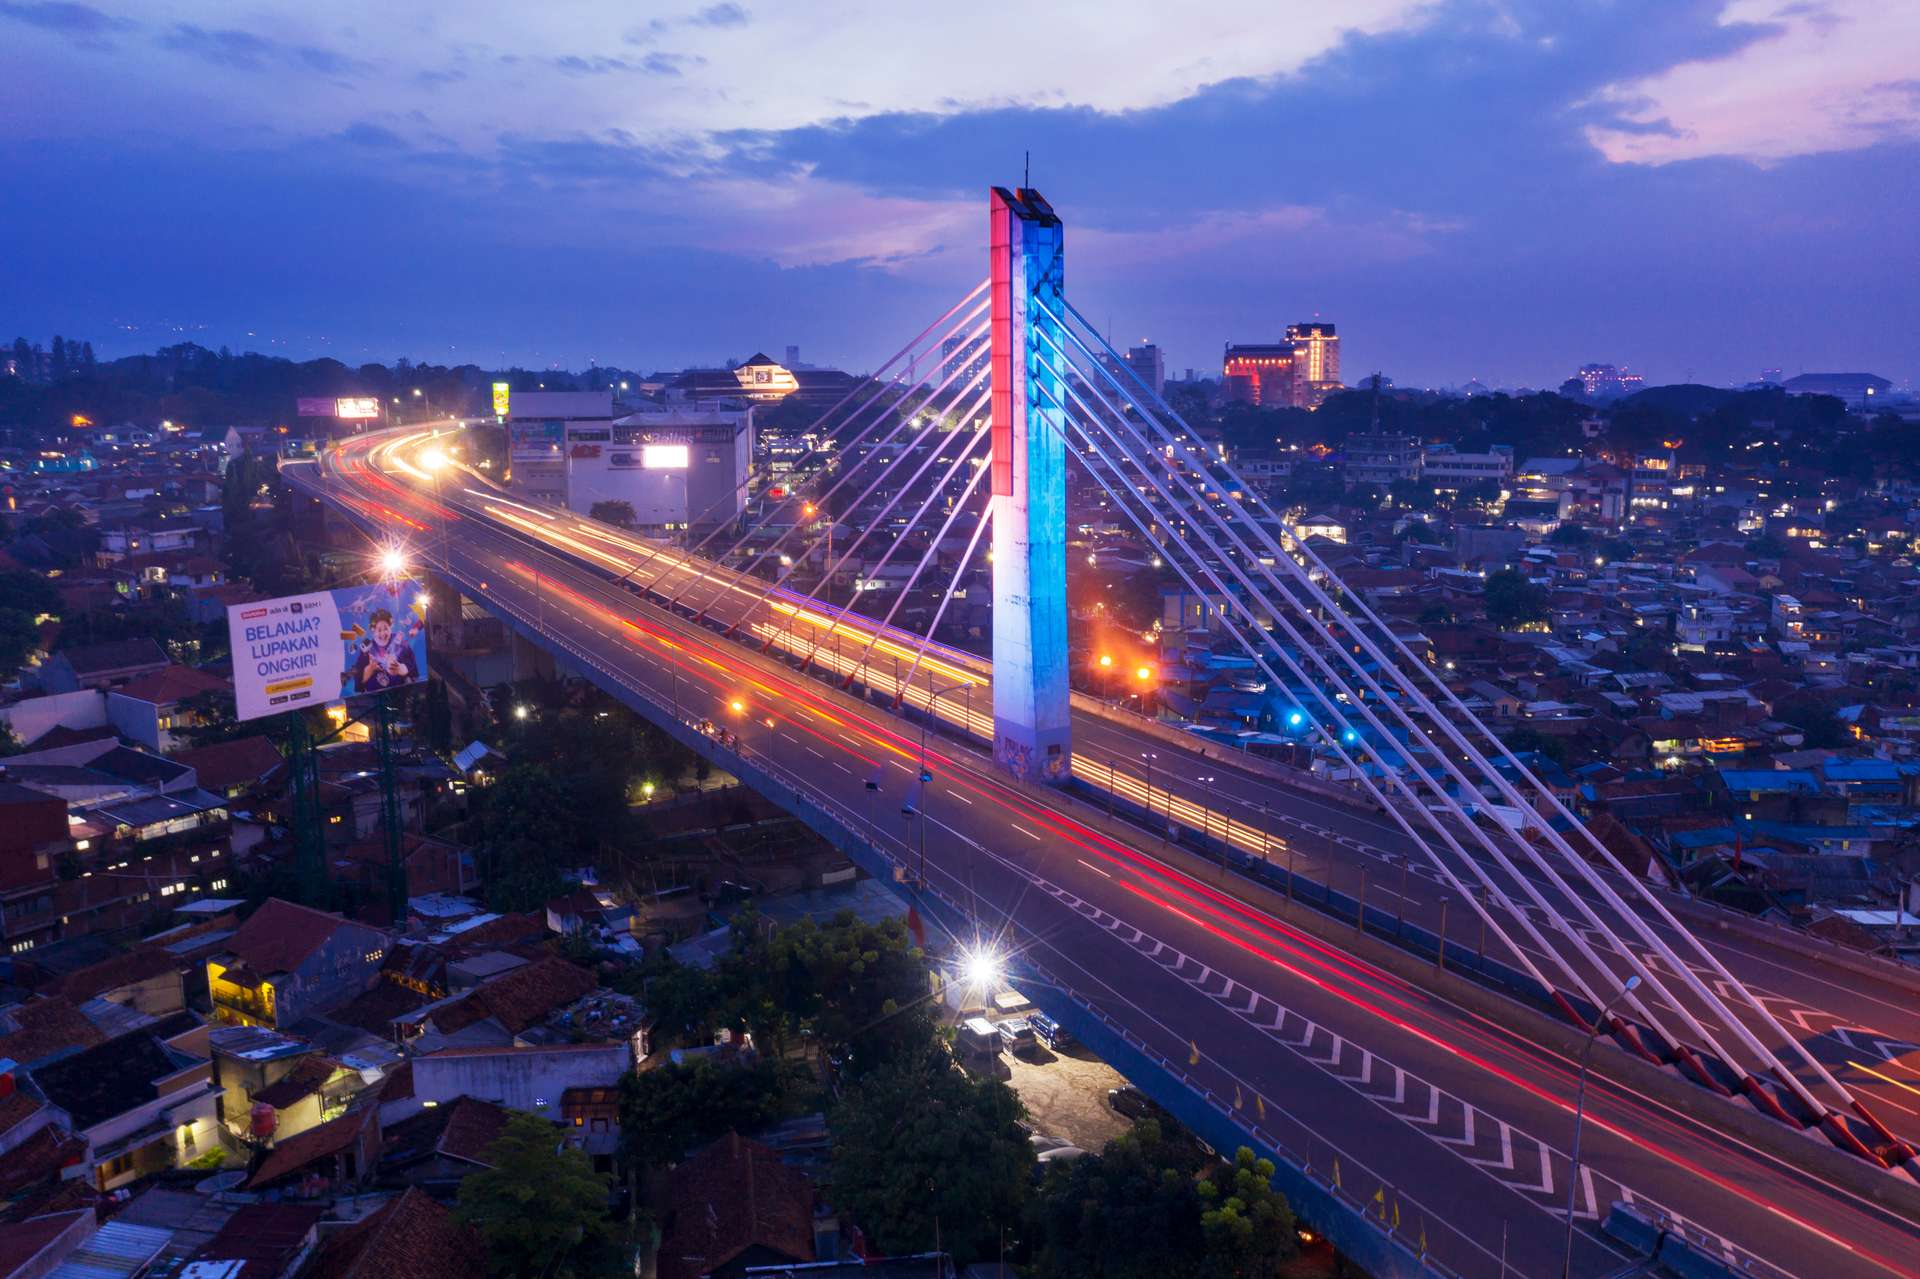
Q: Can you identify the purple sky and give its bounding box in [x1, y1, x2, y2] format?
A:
[2, 0, 1915, 389]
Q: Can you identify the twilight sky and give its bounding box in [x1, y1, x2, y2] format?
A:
[2, 0, 1915, 388]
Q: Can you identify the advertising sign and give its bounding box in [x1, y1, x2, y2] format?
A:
[508, 420, 564, 461]
[296, 397, 336, 417]
[492, 382, 510, 416]
[335, 397, 382, 421]
[227, 579, 429, 722]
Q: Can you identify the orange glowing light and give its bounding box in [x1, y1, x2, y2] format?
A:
[1098, 654, 1113, 668]
[69, 414, 92, 428]
[1135, 665, 1154, 682]
[729, 699, 745, 714]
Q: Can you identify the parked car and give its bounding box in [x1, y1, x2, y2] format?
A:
[1035, 1145, 1088, 1164]
[957, 1017, 1000, 1059]
[1107, 1086, 1168, 1123]
[1029, 1133, 1072, 1153]
[1028, 1011, 1071, 1049]
[996, 1017, 1037, 1055]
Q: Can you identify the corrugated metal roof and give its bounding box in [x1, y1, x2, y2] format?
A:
[47, 1220, 173, 1279]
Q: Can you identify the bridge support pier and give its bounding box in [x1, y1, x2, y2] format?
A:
[988, 187, 1071, 784]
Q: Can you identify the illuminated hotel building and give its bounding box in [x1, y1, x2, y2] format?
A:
[1223, 322, 1342, 409]
[1223, 343, 1297, 408]
[1286, 322, 1340, 389]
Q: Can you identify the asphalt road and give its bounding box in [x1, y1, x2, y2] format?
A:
[293, 431, 1920, 1279]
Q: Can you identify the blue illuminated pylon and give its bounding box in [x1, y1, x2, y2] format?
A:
[988, 187, 1071, 784]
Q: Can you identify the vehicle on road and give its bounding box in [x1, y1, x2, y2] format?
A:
[997, 1017, 1037, 1055]
[1028, 1010, 1070, 1049]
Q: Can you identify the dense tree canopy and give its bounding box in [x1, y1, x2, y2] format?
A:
[457, 1112, 621, 1279]
[829, 1054, 1032, 1266]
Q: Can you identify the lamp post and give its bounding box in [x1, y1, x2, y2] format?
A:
[1563, 975, 1641, 1278]
[1140, 751, 1160, 843]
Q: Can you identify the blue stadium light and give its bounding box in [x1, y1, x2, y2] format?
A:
[1286, 710, 1306, 729]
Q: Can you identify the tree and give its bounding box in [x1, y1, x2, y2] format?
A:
[617, 1056, 804, 1173]
[589, 499, 636, 527]
[456, 1112, 620, 1279]
[0, 570, 60, 670]
[733, 911, 936, 1070]
[1503, 727, 1569, 768]
[1481, 568, 1549, 628]
[1197, 1148, 1298, 1278]
[1548, 522, 1591, 546]
[50, 336, 67, 381]
[1027, 1120, 1211, 1279]
[829, 1055, 1031, 1266]
[176, 688, 251, 749]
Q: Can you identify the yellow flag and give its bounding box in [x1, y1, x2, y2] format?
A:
[1256, 1095, 1266, 1121]
[1372, 1186, 1385, 1217]
[1419, 1221, 1428, 1256]
[1189, 1039, 1200, 1066]
[1333, 1158, 1342, 1190]
[1392, 1199, 1401, 1230]
[1233, 1085, 1243, 1110]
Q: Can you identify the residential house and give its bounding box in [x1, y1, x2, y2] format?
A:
[207, 898, 389, 1030]
[379, 1094, 511, 1196]
[656, 1133, 819, 1279]
[38, 640, 170, 693]
[302, 1187, 487, 1279]
[412, 1042, 631, 1116]
[26, 1025, 220, 1190]
[243, 1105, 382, 1195]
[209, 1025, 363, 1151]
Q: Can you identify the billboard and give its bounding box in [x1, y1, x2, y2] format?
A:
[492, 382, 510, 416]
[508, 419, 564, 461]
[228, 579, 429, 722]
[642, 443, 690, 469]
[335, 397, 382, 421]
[296, 397, 336, 417]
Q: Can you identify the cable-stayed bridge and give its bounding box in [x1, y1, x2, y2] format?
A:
[286, 188, 1920, 1279]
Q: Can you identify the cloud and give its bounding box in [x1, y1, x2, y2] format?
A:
[690, 3, 749, 28]
[0, 0, 130, 47]
[551, 50, 704, 77]
[336, 122, 405, 148]
[160, 23, 371, 77]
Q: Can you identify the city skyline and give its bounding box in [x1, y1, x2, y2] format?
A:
[1, 0, 1916, 387]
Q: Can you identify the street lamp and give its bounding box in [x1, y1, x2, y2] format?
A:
[1563, 975, 1641, 1278]
[1140, 751, 1159, 839]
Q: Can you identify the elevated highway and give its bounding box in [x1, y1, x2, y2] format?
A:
[286, 427, 1920, 1279]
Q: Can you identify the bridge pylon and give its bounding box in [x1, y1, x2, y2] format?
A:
[988, 187, 1071, 784]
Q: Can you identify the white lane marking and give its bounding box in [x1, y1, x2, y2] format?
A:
[1077, 859, 1112, 878]
[805, 746, 826, 760]
[1011, 823, 1044, 841]
[946, 792, 974, 805]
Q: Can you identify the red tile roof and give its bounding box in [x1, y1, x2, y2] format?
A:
[167, 735, 284, 793]
[251, 1055, 340, 1110]
[0, 1124, 87, 1196]
[245, 1106, 380, 1190]
[305, 1188, 487, 1279]
[0, 1209, 90, 1278]
[0, 1091, 43, 1140]
[113, 664, 230, 706]
[434, 1096, 510, 1166]
[657, 1133, 815, 1279]
[433, 956, 596, 1036]
[0, 997, 107, 1066]
[46, 947, 179, 1004]
[224, 898, 365, 978]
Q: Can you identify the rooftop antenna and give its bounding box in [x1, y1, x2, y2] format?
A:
[1023, 150, 1030, 190]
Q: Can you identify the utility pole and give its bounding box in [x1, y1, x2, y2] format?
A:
[376, 692, 407, 922]
[287, 712, 326, 907]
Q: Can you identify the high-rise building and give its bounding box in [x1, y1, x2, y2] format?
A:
[1224, 323, 1342, 409]
[1576, 363, 1644, 399]
[942, 333, 989, 388]
[1222, 343, 1296, 407]
[1286, 322, 1340, 387]
[1123, 343, 1165, 397]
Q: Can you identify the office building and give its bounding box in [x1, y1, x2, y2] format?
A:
[1124, 343, 1165, 397]
[1342, 433, 1423, 489]
[1576, 363, 1644, 400]
[941, 333, 989, 389]
[507, 390, 614, 506]
[572, 405, 753, 531]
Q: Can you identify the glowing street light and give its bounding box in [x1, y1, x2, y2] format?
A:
[641, 780, 656, 800]
[377, 547, 408, 578]
[419, 446, 448, 471]
[513, 705, 530, 721]
[1097, 654, 1113, 669]
[729, 699, 746, 714]
[959, 945, 1003, 991]
[1135, 664, 1154, 682]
